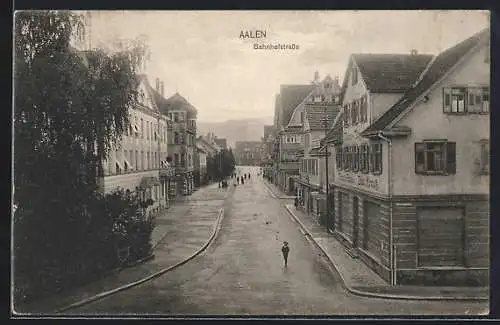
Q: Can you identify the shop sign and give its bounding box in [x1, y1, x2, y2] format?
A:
[338, 172, 380, 191]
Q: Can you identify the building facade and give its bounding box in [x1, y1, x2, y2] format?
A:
[327, 29, 489, 286]
[161, 93, 198, 196]
[273, 83, 316, 192]
[101, 75, 173, 217]
[234, 141, 262, 166]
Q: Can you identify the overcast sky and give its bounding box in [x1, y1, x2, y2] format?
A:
[85, 10, 489, 123]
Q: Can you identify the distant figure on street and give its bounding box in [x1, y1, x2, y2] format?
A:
[248, 174, 251, 179]
[281, 241, 290, 267]
[241, 178, 245, 184]
[294, 197, 299, 208]
[237, 177, 240, 184]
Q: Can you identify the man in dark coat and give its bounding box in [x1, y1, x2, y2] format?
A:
[281, 241, 290, 267]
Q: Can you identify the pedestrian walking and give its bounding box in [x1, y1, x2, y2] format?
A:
[294, 197, 299, 208]
[237, 176, 240, 184]
[281, 241, 290, 267]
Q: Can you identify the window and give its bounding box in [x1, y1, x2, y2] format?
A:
[415, 141, 456, 175]
[352, 66, 358, 85]
[300, 111, 304, 123]
[342, 146, 348, 170]
[174, 153, 179, 166]
[479, 140, 489, 175]
[360, 144, 369, 173]
[141, 118, 144, 138]
[135, 150, 138, 170]
[154, 152, 157, 168]
[325, 83, 331, 89]
[370, 143, 382, 175]
[180, 154, 185, 167]
[147, 152, 150, 169]
[353, 146, 359, 172]
[146, 122, 149, 139]
[173, 113, 179, 122]
[443, 87, 489, 114]
[141, 151, 144, 170]
[174, 132, 179, 144]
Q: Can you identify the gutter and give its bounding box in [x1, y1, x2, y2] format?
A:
[376, 131, 396, 286]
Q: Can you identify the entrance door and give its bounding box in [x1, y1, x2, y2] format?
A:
[352, 196, 359, 247]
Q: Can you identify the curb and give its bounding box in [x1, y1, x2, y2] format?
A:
[283, 205, 488, 302]
[55, 207, 226, 313]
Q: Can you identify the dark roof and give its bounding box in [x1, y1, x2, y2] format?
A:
[362, 28, 489, 136]
[264, 125, 274, 140]
[353, 53, 434, 93]
[148, 83, 168, 112]
[323, 112, 344, 145]
[305, 104, 341, 130]
[280, 84, 315, 127]
[282, 125, 302, 133]
[162, 93, 198, 115]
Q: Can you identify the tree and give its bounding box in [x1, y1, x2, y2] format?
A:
[13, 11, 149, 305]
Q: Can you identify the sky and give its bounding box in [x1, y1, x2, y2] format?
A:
[83, 10, 489, 123]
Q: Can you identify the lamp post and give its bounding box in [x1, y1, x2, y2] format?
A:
[321, 107, 331, 231]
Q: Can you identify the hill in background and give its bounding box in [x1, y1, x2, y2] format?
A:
[197, 117, 273, 148]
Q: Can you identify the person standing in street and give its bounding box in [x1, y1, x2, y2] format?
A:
[281, 241, 290, 267]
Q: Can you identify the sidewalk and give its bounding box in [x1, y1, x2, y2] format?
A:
[262, 179, 296, 199]
[284, 204, 489, 301]
[16, 184, 231, 315]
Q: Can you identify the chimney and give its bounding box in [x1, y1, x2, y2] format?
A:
[160, 81, 164, 96]
[156, 78, 160, 92]
[410, 49, 418, 56]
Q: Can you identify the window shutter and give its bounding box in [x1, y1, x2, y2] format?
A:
[446, 142, 456, 174]
[415, 143, 425, 174]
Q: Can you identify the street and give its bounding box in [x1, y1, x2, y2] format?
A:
[66, 166, 488, 316]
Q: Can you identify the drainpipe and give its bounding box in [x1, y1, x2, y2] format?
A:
[376, 131, 395, 286]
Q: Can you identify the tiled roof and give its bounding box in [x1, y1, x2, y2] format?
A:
[305, 103, 341, 130]
[280, 84, 315, 127]
[362, 28, 489, 136]
[323, 112, 343, 145]
[353, 53, 434, 93]
[282, 125, 303, 133]
[162, 93, 198, 115]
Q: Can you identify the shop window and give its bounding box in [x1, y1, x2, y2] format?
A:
[415, 140, 456, 175]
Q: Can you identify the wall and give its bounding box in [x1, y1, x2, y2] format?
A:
[392, 44, 490, 196]
[103, 170, 161, 193]
[370, 93, 403, 123]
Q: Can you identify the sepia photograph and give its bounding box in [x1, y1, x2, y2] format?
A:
[12, 10, 490, 317]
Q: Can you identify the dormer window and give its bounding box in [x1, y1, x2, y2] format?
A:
[325, 83, 331, 89]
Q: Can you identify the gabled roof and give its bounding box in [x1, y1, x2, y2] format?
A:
[304, 104, 341, 130]
[353, 53, 434, 93]
[362, 28, 489, 136]
[162, 92, 198, 115]
[339, 53, 433, 95]
[279, 84, 315, 127]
